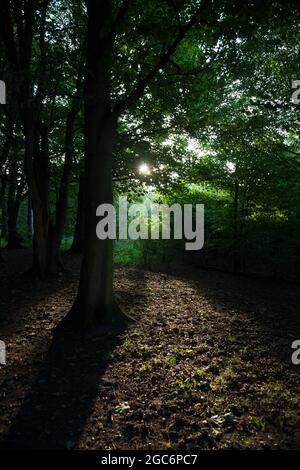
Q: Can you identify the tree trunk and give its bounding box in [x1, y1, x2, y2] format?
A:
[0, 112, 13, 243]
[0, 176, 8, 241]
[72, 118, 120, 325]
[27, 196, 33, 235]
[48, 106, 79, 273]
[24, 114, 50, 278]
[233, 179, 240, 274]
[69, 174, 85, 254]
[67, 0, 124, 326]
[6, 200, 22, 249]
[6, 160, 23, 249]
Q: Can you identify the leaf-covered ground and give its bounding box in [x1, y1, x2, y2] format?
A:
[0, 250, 300, 449]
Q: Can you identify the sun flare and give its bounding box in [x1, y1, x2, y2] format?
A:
[138, 163, 151, 175]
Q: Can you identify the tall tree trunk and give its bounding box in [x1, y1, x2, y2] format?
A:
[48, 106, 79, 272]
[6, 159, 23, 249]
[0, 176, 8, 241]
[0, 112, 13, 243]
[69, 174, 85, 254]
[233, 179, 240, 274]
[6, 198, 22, 249]
[67, 0, 123, 326]
[27, 196, 33, 235]
[25, 114, 50, 278]
[72, 118, 120, 325]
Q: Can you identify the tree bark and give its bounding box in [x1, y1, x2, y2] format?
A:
[27, 196, 33, 234]
[69, 174, 85, 254]
[233, 179, 240, 274]
[29, 120, 51, 277]
[0, 177, 8, 242]
[6, 194, 22, 249]
[48, 106, 79, 273]
[0, 111, 13, 243]
[6, 156, 24, 249]
[67, 0, 124, 326]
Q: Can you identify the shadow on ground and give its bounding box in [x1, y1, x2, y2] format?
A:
[2, 323, 127, 449]
[0, 261, 148, 449]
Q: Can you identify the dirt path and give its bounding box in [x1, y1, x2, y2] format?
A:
[0, 250, 300, 449]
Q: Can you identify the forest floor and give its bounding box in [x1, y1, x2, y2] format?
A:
[0, 249, 300, 450]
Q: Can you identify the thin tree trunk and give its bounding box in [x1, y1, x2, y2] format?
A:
[48, 106, 79, 272]
[0, 176, 8, 241]
[0, 112, 13, 243]
[6, 200, 22, 249]
[25, 116, 50, 278]
[6, 160, 23, 249]
[69, 174, 85, 254]
[233, 179, 240, 274]
[27, 196, 33, 234]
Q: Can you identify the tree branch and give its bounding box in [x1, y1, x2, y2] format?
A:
[113, 1, 209, 116]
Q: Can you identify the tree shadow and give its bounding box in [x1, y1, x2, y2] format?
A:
[1, 264, 150, 450]
[2, 322, 127, 449]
